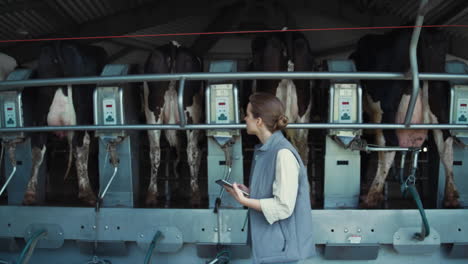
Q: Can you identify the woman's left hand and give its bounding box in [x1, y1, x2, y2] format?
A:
[225, 182, 248, 205]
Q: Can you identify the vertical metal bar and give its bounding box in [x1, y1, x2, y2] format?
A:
[178, 78, 186, 128]
[357, 84, 363, 123]
[17, 92, 24, 127]
[449, 86, 454, 123]
[412, 150, 420, 169]
[233, 84, 240, 123]
[118, 87, 124, 124]
[328, 85, 334, 123]
[404, 0, 428, 126]
[93, 87, 99, 126]
[206, 84, 211, 124]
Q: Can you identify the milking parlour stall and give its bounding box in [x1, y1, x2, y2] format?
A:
[0, 0, 468, 263]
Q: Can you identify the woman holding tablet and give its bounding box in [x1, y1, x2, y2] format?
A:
[225, 92, 315, 264]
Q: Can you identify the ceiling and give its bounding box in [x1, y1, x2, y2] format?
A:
[0, 0, 467, 65]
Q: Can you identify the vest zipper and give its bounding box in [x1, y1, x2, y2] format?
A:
[279, 221, 287, 252]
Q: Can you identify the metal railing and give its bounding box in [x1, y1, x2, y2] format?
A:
[0, 71, 468, 133]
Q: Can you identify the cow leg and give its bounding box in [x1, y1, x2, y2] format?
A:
[186, 129, 201, 207]
[23, 143, 46, 205]
[74, 131, 96, 206]
[186, 93, 203, 207]
[430, 115, 459, 208]
[364, 148, 396, 208]
[362, 95, 395, 208]
[146, 128, 162, 206]
[364, 127, 396, 208]
[294, 101, 313, 203]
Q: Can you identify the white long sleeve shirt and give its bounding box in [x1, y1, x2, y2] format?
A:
[259, 148, 300, 225]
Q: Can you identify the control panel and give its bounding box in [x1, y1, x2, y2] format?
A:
[450, 85, 468, 138]
[333, 83, 357, 124]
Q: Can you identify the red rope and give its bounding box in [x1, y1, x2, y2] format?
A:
[0, 24, 467, 43]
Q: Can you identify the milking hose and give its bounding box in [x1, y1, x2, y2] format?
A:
[207, 250, 230, 264]
[16, 229, 47, 264]
[144, 230, 163, 264]
[399, 152, 430, 240]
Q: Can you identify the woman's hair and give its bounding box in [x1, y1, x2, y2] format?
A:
[249, 92, 288, 132]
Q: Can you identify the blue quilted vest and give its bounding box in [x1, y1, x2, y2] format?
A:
[249, 131, 316, 263]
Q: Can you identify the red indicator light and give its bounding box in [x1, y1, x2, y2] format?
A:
[106, 105, 113, 108]
[219, 102, 226, 105]
[461, 104, 467, 107]
[7, 108, 13, 110]
[342, 102, 349, 105]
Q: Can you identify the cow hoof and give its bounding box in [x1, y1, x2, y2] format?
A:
[191, 191, 202, 208]
[79, 190, 97, 207]
[22, 191, 36, 205]
[360, 192, 383, 209]
[146, 193, 159, 207]
[444, 198, 461, 209]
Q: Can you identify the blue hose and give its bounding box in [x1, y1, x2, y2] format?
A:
[16, 229, 47, 264]
[400, 152, 430, 240]
[144, 231, 163, 264]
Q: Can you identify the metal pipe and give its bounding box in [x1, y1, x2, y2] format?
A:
[404, 0, 428, 125]
[357, 85, 363, 123]
[0, 166, 16, 196]
[233, 84, 240, 123]
[178, 78, 186, 128]
[366, 146, 419, 152]
[206, 84, 211, 124]
[99, 167, 118, 201]
[0, 123, 467, 133]
[449, 86, 455, 123]
[328, 85, 334, 123]
[2, 72, 468, 90]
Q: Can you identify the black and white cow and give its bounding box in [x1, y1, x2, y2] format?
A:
[144, 42, 203, 207]
[0, 53, 17, 80]
[248, 33, 315, 198]
[250, 32, 314, 163]
[22, 41, 107, 206]
[351, 28, 459, 208]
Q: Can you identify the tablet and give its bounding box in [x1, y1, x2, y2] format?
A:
[215, 179, 249, 196]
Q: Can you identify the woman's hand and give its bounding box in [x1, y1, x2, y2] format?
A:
[236, 183, 250, 193]
[225, 182, 248, 205]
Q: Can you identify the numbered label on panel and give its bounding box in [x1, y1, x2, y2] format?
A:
[103, 98, 117, 125]
[216, 97, 230, 123]
[4, 102, 17, 127]
[456, 99, 468, 124]
[339, 97, 352, 123]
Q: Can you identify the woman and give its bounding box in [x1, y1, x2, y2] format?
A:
[225, 92, 315, 264]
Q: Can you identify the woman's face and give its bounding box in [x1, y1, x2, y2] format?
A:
[244, 103, 258, 135]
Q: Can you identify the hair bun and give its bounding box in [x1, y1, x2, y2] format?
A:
[276, 115, 288, 130]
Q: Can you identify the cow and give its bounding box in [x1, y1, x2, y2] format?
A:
[248, 32, 315, 200]
[22, 41, 107, 206]
[351, 28, 459, 208]
[144, 41, 204, 207]
[0, 53, 17, 80]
